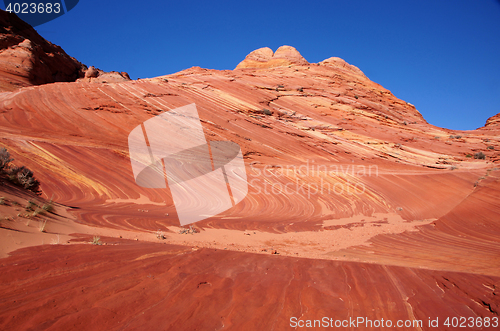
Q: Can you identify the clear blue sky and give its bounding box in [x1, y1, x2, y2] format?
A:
[3, 0, 500, 130]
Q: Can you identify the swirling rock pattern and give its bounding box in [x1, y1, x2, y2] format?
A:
[0, 244, 498, 330]
[0, 42, 499, 329]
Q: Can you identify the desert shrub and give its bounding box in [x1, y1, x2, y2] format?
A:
[487, 146, 494, 150]
[7, 166, 40, 193]
[474, 152, 486, 160]
[0, 148, 41, 194]
[179, 225, 198, 234]
[156, 230, 165, 240]
[32, 208, 43, 217]
[466, 154, 472, 158]
[25, 200, 36, 211]
[92, 236, 101, 245]
[0, 148, 13, 172]
[42, 199, 54, 213]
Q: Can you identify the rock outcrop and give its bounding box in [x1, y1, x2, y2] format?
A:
[0, 9, 87, 91]
[484, 112, 500, 128]
[80, 66, 131, 83]
[235, 45, 309, 69]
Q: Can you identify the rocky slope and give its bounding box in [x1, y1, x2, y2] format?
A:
[0, 9, 86, 91]
[0, 35, 499, 330]
[0, 10, 130, 91]
[484, 112, 500, 130]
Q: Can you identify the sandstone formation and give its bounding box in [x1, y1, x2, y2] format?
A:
[484, 112, 500, 129]
[0, 9, 86, 91]
[0, 33, 499, 330]
[80, 66, 131, 83]
[320, 56, 366, 77]
[236, 45, 309, 69]
[0, 243, 497, 330]
[0, 10, 130, 91]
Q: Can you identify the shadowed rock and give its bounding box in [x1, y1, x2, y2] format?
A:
[0, 9, 86, 91]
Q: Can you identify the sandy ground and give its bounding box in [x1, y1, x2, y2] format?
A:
[0, 188, 433, 262]
[161, 213, 434, 260]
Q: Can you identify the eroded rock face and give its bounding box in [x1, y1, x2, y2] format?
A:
[0, 10, 130, 90]
[0, 9, 87, 91]
[484, 113, 500, 129]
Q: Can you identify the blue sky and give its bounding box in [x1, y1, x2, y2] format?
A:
[3, 0, 500, 130]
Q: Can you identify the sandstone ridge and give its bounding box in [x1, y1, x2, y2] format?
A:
[0, 9, 86, 91]
[0, 9, 130, 91]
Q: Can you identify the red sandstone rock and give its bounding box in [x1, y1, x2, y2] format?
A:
[484, 112, 500, 128]
[0, 23, 499, 330]
[0, 244, 497, 330]
[0, 10, 86, 91]
[84, 66, 99, 79]
[81, 66, 131, 83]
[236, 45, 309, 69]
[320, 56, 366, 77]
